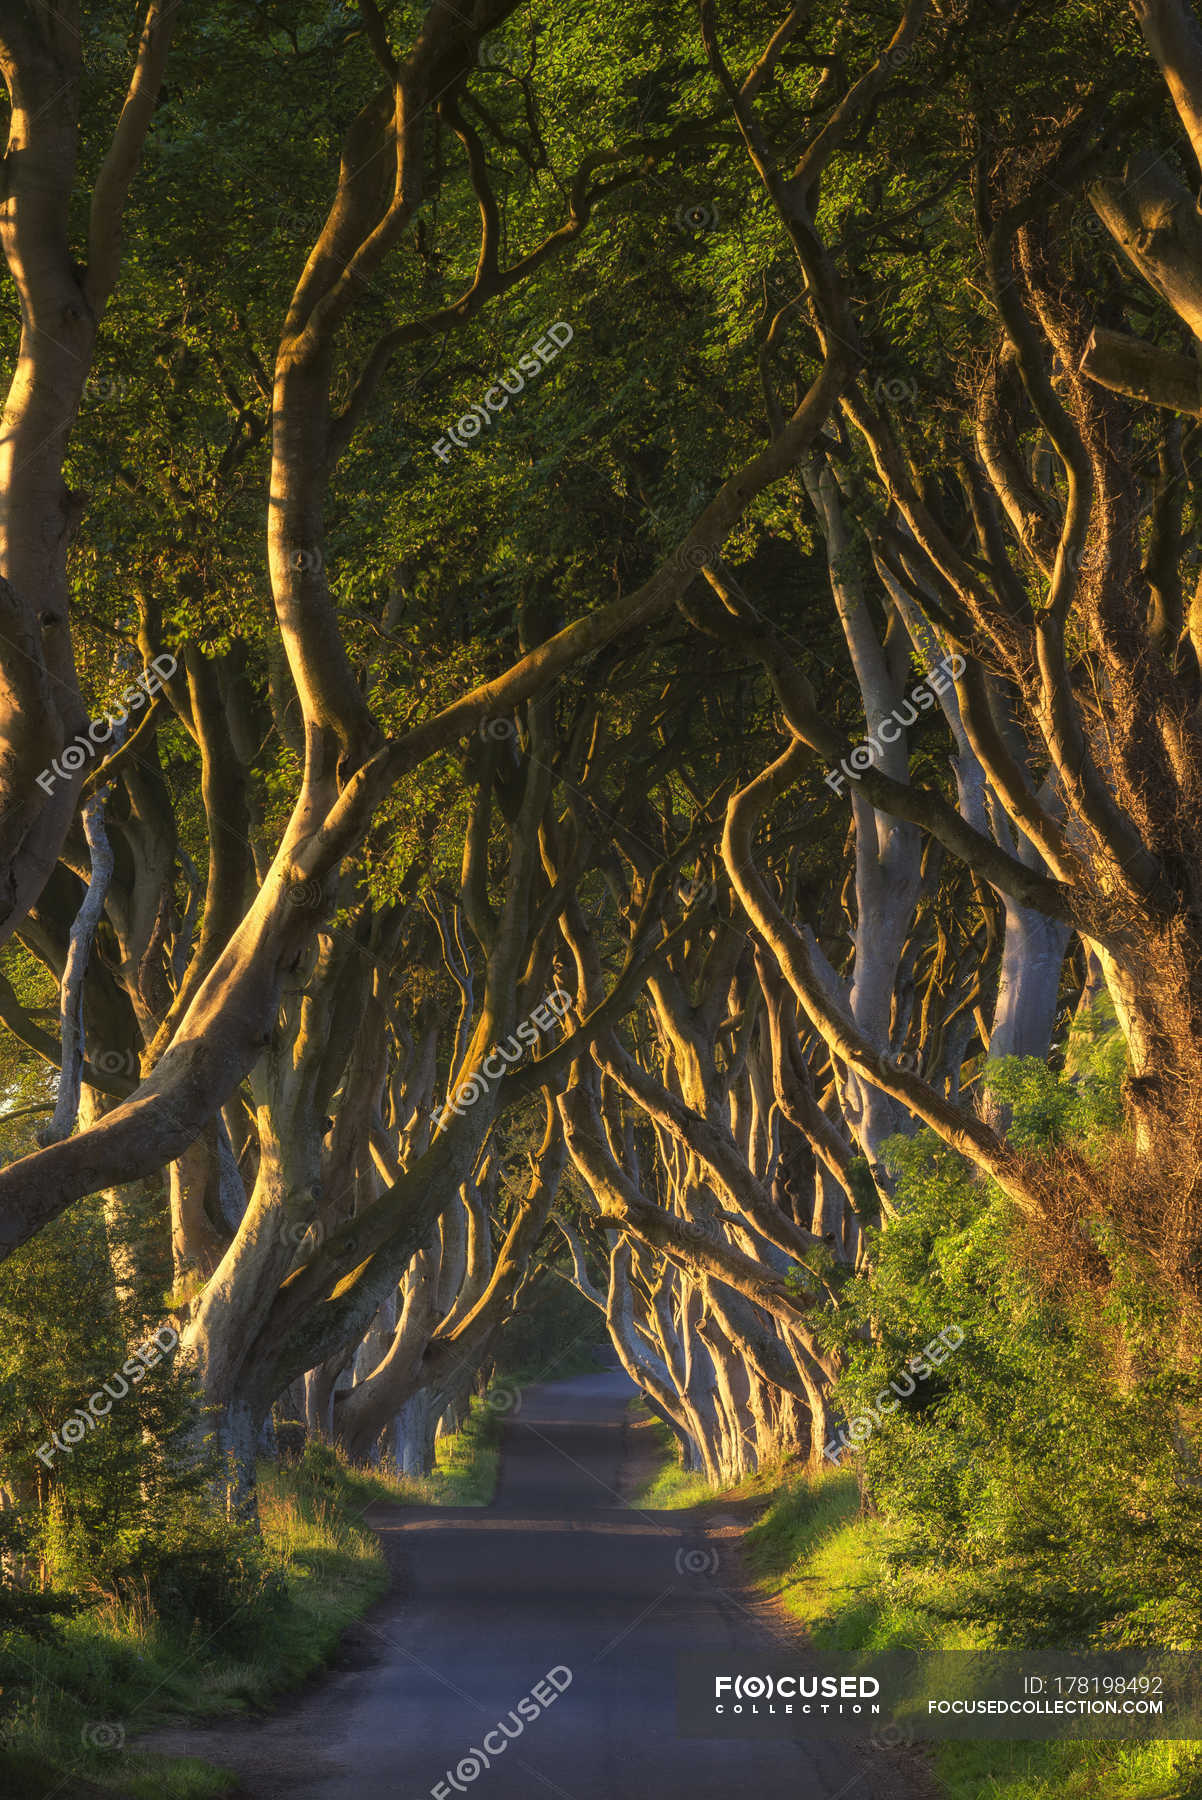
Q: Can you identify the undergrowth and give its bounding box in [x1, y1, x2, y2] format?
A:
[742, 1468, 1202, 1800]
[0, 1405, 503, 1799]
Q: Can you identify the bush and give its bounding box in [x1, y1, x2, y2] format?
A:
[0, 1192, 290, 1656]
[824, 1023, 1202, 1648]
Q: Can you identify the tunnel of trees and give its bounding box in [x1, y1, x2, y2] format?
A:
[1, 0, 1202, 1725]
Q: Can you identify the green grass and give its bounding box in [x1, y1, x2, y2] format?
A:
[633, 1428, 1202, 1800]
[425, 1397, 502, 1506]
[746, 1469, 1202, 1799]
[624, 1404, 783, 1512]
[637, 1460, 720, 1509]
[627, 1415, 718, 1509]
[0, 1404, 506, 1799]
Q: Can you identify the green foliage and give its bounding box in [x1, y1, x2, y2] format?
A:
[625, 1410, 720, 1510]
[984, 994, 1128, 1151]
[0, 1380, 508, 1795]
[823, 1041, 1202, 1648]
[427, 1400, 503, 1508]
[0, 1447, 407, 1800]
[743, 1466, 1202, 1800]
[0, 1187, 268, 1639]
[0, 1504, 76, 1642]
[490, 1264, 610, 1384]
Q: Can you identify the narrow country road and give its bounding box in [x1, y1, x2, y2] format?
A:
[143, 1373, 931, 1799]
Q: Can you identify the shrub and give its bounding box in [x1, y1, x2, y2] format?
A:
[825, 1026, 1202, 1648]
[0, 1193, 291, 1656]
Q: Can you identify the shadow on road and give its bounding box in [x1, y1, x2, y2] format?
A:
[140, 1371, 933, 1800]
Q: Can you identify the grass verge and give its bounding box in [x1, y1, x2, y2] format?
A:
[424, 1394, 503, 1507]
[626, 1414, 720, 1510]
[624, 1404, 779, 1512]
[0, 1402, 505, 1799]
[639, 1433, 1202, 1799]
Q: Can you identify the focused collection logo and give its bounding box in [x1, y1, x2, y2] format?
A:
[677, 1651, 1202, 1741]
[713, 1673, 881, 1715]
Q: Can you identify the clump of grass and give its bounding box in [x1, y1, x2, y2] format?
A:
[622, 1412, 705, 1509]
[635, 1461, 720, 1510]
[932, 1737, 1202, 1800]
[425, 1400, 501, 1506]
[744, 1467, 927, 1654]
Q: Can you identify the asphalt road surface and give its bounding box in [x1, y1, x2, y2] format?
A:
[142, 1371, 932, 1799]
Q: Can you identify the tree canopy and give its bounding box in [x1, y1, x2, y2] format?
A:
[1, 2, 1202, 1764]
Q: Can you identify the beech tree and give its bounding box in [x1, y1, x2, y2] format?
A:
[0, 4, 179, 946]
[3, 0, 1200, 1505]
